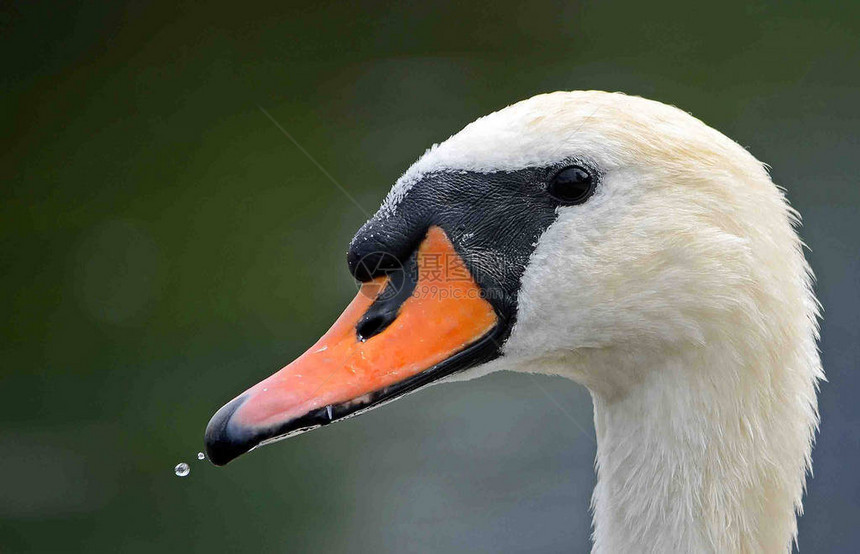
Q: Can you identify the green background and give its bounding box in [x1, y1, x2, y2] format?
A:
[3, 1, 859, 552]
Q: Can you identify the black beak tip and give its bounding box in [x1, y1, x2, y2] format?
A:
[204, 395, 254, 466]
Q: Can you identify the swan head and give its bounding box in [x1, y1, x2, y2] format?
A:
[205, 91, 819, 469]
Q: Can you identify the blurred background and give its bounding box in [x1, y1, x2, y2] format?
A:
[2, 1, 858, 552]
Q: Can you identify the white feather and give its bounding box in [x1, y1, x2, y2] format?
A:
[397, 91, 822, 553]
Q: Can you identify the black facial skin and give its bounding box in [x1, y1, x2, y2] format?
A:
[204, 162, 598, 465]
[349, 162, 598, 341]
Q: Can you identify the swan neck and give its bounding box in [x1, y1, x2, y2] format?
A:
[588, 344, 812, 554]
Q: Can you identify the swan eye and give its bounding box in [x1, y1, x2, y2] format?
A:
[548, 165, 594, 204]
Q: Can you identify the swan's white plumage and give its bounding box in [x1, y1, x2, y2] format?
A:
[383, 91, 823, 553]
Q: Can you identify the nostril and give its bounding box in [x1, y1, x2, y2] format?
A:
[356, 313, 391, 342]
[354, 249, 419, 342]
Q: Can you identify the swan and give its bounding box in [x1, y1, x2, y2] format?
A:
[204, 91, 822, 553]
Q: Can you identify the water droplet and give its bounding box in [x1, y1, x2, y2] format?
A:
[326, 405, 333, 421]
[174, 462, 190, 477]
[197, 452, 205, 461]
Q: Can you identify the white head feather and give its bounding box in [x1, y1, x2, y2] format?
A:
[387, 91, 822, 553]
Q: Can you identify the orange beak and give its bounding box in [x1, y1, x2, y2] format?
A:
[205, 226, 500, 465]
